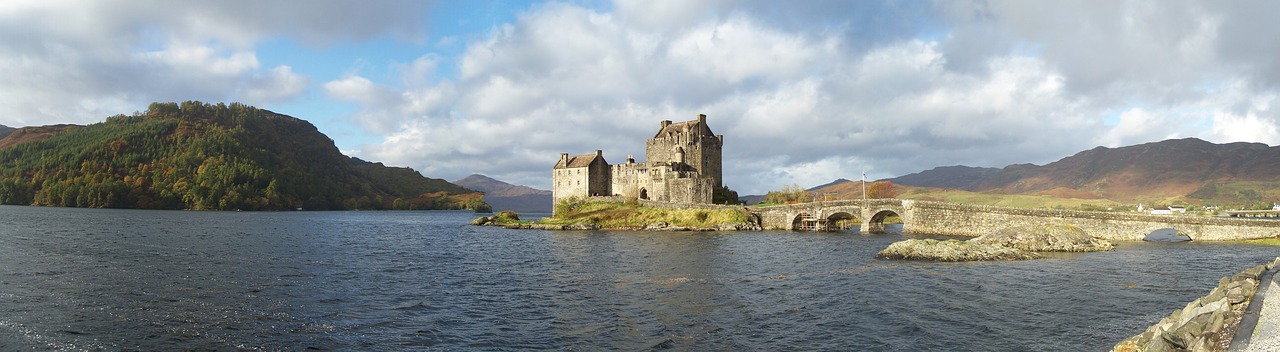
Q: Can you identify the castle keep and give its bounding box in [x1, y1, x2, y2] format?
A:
[553, 114, 723, 205]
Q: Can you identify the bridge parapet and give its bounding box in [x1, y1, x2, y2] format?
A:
[750, 199, 1280, 240]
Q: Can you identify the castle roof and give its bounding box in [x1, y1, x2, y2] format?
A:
[553, 151, 606, 169]
[653, 116, 715, 139]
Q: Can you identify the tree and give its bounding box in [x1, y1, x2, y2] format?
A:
[866, 181, 896, 199]
[763, 184, 811, 204]
[713, 185, 740, 205]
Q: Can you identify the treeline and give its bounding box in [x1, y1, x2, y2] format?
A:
[0, 101, 488, 211]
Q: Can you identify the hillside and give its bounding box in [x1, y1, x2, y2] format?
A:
[803, 138, 1280, 209]
[0, 101, 488, 211]
[0, 124, 14, 139]
[972, 138, 1280, 206]
[889, 165, 1001, 190]
[454, 174, 552, 212]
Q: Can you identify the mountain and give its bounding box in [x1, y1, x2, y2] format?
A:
[0, 124, 15, 140]
[454, 174, 552, 212]
[888, 165, 1001, 190]
[972, 138, 1280, 205]
[0, 101, 487, 211]
[797, 138, 1280, 209]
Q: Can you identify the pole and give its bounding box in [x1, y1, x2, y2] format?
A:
[862, 171, 867, 205]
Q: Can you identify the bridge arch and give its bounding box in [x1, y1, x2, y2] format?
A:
[791, 213, 815, 231]
[866, 209, 902, 234]
[1143, 227, 1193, 242]
[826, 211, 860, 232]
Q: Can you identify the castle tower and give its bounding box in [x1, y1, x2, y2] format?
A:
[644, 114, 723, 187]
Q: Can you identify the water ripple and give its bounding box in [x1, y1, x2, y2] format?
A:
[2, 206, 1277, 350]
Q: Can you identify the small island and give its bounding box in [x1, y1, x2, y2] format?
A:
[473, 197, 760, 231]
[876, 224, 1114, 261]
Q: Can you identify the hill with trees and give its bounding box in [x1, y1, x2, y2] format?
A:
[0, 101, 488, 211]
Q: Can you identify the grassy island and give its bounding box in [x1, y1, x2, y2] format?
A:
[473, 197, 758, 231]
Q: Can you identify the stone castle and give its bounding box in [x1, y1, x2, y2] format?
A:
[553, 114, 723, 205]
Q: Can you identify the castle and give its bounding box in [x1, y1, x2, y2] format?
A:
[553, 114, 723, 206]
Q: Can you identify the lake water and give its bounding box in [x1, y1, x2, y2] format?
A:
[1, 206, 1278, 351]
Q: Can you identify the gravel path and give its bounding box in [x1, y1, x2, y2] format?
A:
[1244, 272, 1280, 352]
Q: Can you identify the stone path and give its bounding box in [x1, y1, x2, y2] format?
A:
[1243, 269, 1280, 351]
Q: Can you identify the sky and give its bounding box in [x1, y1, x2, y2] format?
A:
[3, 0, 1279, 195]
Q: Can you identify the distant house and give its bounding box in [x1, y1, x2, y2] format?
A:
[1169, 206, 1187, 214]
[1273, 203, 1280, 211]
[1150, 207, 1173, 215]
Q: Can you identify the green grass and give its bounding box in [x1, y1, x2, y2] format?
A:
[899, 188, 1126, 210]
[545, 199, 748, 229]
[1242, 238, 1280, 246]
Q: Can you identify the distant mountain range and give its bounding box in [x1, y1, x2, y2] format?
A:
[454, 174, 552, 212]
[0, 101, 487, 211]
[795, 138, 1280, 208]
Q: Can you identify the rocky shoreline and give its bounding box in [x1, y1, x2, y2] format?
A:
[876, 224, 1114, 261]
[1112, 257, 1280, 352]
[470, 212, 762, 231]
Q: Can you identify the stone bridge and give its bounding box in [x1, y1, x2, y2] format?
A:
[749, 199, 1280, 241]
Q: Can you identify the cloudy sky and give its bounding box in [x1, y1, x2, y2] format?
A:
[3, 1, 1279, 194]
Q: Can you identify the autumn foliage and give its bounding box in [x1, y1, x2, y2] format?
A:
[0, 101, 487, 211]
[867, 181, 896, 199]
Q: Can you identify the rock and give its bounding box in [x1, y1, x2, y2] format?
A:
[565, 222, 599, 231]
[876, 239, 1040, 261]
[1227, 285, 1246, 305]
[717, 223, 762, 231]
[643, 222, 670, 230]
[970, 224, 1114, 252]
[470, 216, 490, 226]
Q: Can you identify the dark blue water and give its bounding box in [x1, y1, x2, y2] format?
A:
[1, 206, 1277, 350]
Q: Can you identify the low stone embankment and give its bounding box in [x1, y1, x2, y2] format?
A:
[876, 224, 1113, 261]
[1112, 257, 1280, 352]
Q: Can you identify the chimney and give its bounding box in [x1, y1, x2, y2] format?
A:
[560, 153, 569, 165]
[660, 120, 671, 129]
[595, 150, 603, 157]
[627, 154, 635, 164]
[697, 114, 706, 124]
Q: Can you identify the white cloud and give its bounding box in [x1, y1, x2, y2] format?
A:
[240, 66, 310, 105]
[0, 0, 431, 127]
[342, 3, 1114, 194]
[1211, 112, 1280, 145]
[7, 1, 1280, 196]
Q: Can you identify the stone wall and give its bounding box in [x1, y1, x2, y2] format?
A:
[751, 199, 1280, 240]
[1112, 257, 1280, 351]
[905, 201, 1280, 241]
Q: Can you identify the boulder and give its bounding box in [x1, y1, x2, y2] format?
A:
[643, 222, 670, 230]
[564, 222, 600, 231]
[876, 239, 1040, 261]
[717, 223, 763, 231]
[970, 224, 1114, 252]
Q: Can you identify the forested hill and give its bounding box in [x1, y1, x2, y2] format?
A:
[0, 101, 488, 211]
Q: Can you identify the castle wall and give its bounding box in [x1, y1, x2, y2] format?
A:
[557, 114, 722, 207]
[553, 158, 611, 202]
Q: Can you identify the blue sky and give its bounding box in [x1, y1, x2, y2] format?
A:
[3, 1, 1280, 194]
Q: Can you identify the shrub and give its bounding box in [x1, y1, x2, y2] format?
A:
[763, 184, 811, 204]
